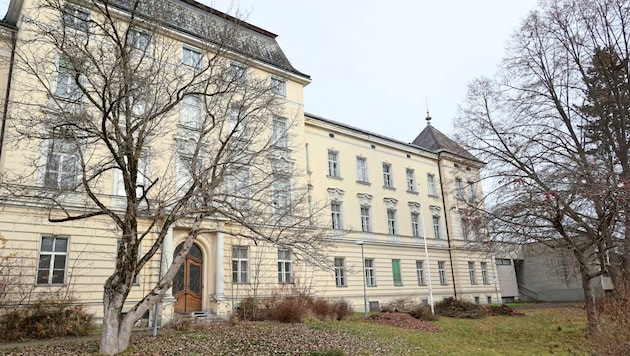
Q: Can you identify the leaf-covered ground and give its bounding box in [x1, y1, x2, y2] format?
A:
[1, 319, 430, 355]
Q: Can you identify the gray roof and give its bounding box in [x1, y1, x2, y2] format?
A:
[411, 124, 481, 163]
[100, 0, 310, 79]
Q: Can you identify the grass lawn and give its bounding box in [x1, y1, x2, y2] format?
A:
[1, 305, 590, 355]
[312, 306, 588, 355]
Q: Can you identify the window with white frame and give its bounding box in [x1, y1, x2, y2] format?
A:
[456, 178, 465, 199]
[406, 168, 416, 192]
[328, 150, 340, 177]
[44, 136, 79, 190]
[228, 62, 246, 82]
[272, 117, 288, 149]
[128, 29, 151, 52]
[411, 212, 420, 237]
[438, 261, 447, 285]
[182, 46, 202, 68]
[387, 209, 397, 235]
[272, 175, 292, 216]
[416, 260, 425, 285]
[356, 157, 368, 182]
[115, 148, 151, 198]
[37, 235, 68, 285]
[360, 205, 371, 232]
[277, 249, 292, 283]
[63, 6, 90, 32]
[270, 77, 286, 96]
[180, 95, 203, 129]
[427, 173, 437, 196]
[481, 262, 489, 285]
[432, 215, 441, 240]
[461, 217, 470, 241]
[55, 57, 82, 100]
[231, 246, 248, 283]
[468, 261, 477, 284]
[382, 163, 393, 188]
[334, 257, 346, 287]
[495, 258, 511, 265]
[364, 258, 376, 286]
[331, 202, 342, 229]
[227, 166, 251, 209]
[468, 181, 477, 200]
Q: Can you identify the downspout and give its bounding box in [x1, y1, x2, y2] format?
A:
[437, 152, 457, 299]
[0, 29, 17, 164]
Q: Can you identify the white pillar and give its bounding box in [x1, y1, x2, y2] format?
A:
[162, 226, 175, 301]
[214, 231, 226, 300]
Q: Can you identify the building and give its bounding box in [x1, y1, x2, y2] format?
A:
[0, 0, 498, 325]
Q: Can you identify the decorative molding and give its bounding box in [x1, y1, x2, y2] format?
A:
[408, 202, 421, 213]
[357, 193, 373, 206]
[327, 188, 345, 202]
[429, 205, 442, 217]
[383, 197, 398, 210]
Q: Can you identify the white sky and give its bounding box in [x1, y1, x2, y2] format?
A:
[0, 0, 540, 140]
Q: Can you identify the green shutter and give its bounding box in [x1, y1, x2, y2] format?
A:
[392, 259, 402, 286]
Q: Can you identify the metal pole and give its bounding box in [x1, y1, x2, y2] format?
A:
[357, 241, 368, 318]
[421, 217, 435, 315]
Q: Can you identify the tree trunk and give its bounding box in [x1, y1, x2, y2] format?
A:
[99, 280, 134, 355]
[579, 266, 601, 336]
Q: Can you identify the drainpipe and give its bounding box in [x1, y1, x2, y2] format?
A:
[0, 29, 17, 164]
[437, 152, 457, 299]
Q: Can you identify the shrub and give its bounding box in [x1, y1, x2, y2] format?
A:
[589, 276, 630, 355]
[236, 297, 262, 321]
[381, 298, 415, 313]
[268, 297, 307, 323]
[0, 299, 94, 342]
[312, 298, 333, 320]
[435, 297, 486, 319]
[331, 299, 353, 320]
[407, 304, 439, 321]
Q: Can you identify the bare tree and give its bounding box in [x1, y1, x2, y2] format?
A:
[455, 0, 630, 335]
[1, 0, 330, 354]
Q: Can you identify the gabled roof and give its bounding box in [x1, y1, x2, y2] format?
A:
[411, 123, 481, 163]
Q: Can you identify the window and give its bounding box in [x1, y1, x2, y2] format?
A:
[227, 166, 251, 209]
[406, 168, 416, 192]
[55, 57, 81, 100]
[387, 209, 397, 235]
[416, 260, 425, 285]
[231, 246, 248, 283]
[468, 181, 477, 201]
[182, 47, 202, 68]
[334, 257, 346, 287]
[63, 6, 89, 32]
[228, 62, 246, 82]
[411, 212, 420, 237]
[356, 157, 368, 182]
[272, 175, 291, 216]
[115, 147, 150, 198]
[328, 150, 340, 177]
[360, 206, 371, 232]
[331, 202, 342, 229]
[432, 216, 441, 240]
[392, 259, 402, 286]
[427, 173, 437, 196]
[37, 236, 68, 285]
[456, 178, 464, 199]
[270, 77, 286, 96]
[45, 137, 79, 190]
[487, 296, 492, 304]
[438, 261, 447, 285]
[277, 249, 292, 283]
[461, 218, 470, 241]
[468, 261, 477, 284]
[474, 296, 480, 305]
[495, 258, 511, 265]
[272, 117, 288, 149]
[180, 95, 203, 129]
[481, 262, 489, 285]
[128, 29, 151, 52]
[364, 258, 376, 286]
[382, 163, 393, 188]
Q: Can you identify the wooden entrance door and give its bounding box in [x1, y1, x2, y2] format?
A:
[173, 243, 203, 313]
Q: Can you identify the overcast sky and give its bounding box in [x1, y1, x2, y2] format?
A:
[0, 0, 540, 141]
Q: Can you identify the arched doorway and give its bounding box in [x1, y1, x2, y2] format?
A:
[173, 243, 203, 313]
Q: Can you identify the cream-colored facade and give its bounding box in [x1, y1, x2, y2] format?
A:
[0, 0, 498, 324]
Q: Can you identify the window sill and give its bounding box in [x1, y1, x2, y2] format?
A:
[367, 285, 378, 288]
[335, 285, 348, 288]
[356, 180, 371, 185]
[406, 190, 419, 195]
[383, 186, 396, 191]
[394, 284, 403, 287]
[327, 175, 343, 180]
[428, 194, 440, 198]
